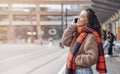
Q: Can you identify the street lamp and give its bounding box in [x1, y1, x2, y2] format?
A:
[61, 2, 64, 38]
[65, 8, 68, 29]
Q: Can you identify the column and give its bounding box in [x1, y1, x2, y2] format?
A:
[7, 3, 15, 43]
[116, 18, 120, 40]
[36, 4, 43, 44]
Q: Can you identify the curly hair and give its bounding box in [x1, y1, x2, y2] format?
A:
[85, 8, 101, 36]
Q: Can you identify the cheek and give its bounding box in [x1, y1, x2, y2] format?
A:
[83, 18, 88, 24]
[80, 18, 87, 22]
[80, 18, 84, 21]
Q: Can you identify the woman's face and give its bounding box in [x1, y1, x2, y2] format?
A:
[78, 10, 88, 26]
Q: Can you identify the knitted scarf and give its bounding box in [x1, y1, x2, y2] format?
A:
[66, 26, 107, 74]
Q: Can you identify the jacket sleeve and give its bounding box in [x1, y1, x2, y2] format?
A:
[75, 34, 98, 67]
[61, 24, 77, 47]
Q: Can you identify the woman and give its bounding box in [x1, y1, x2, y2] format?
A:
[62, 9, 107, 74]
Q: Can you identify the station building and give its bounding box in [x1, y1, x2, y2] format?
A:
[0, 0, 120, 43]
[0, 0, 92, 43]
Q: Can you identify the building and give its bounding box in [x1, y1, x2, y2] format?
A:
[0, 0, 92, 43]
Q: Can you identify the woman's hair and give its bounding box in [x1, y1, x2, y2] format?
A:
[85, 8, 101, 36]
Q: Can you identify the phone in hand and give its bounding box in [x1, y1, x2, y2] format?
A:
[74, 17, 78, 23]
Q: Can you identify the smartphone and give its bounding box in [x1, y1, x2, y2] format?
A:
[74, 17, 78, 23]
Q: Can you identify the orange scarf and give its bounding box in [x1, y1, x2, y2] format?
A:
[66, 26, 107, 74]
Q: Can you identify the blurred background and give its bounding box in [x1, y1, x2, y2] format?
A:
[0, 0, 120, 44]
[0, 0, 120, 74]
[0, 0, 93, 44]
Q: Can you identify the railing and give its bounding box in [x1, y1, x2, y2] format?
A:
[13, 21, 37, 25]
[40, 21, 71, 25]
[113, 41, 120, 57]
[0, 21, 9, 25]
[0, 21, 72, 25]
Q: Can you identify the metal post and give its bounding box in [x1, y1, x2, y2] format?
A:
[115, 19, 117, 37]
[61, 2, 64, 37]
[65, 8, 68, 29]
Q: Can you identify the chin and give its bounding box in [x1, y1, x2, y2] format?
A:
[78, 24, 86, 27]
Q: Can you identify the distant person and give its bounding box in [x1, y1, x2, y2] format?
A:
[59, 41, 64, 48]
[48, 37, 54, 46]
[107, 31, 115, 56]
[103, 31, 110, 50]
[62, 9, 107, 74]
[102, 29, 107, 42]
